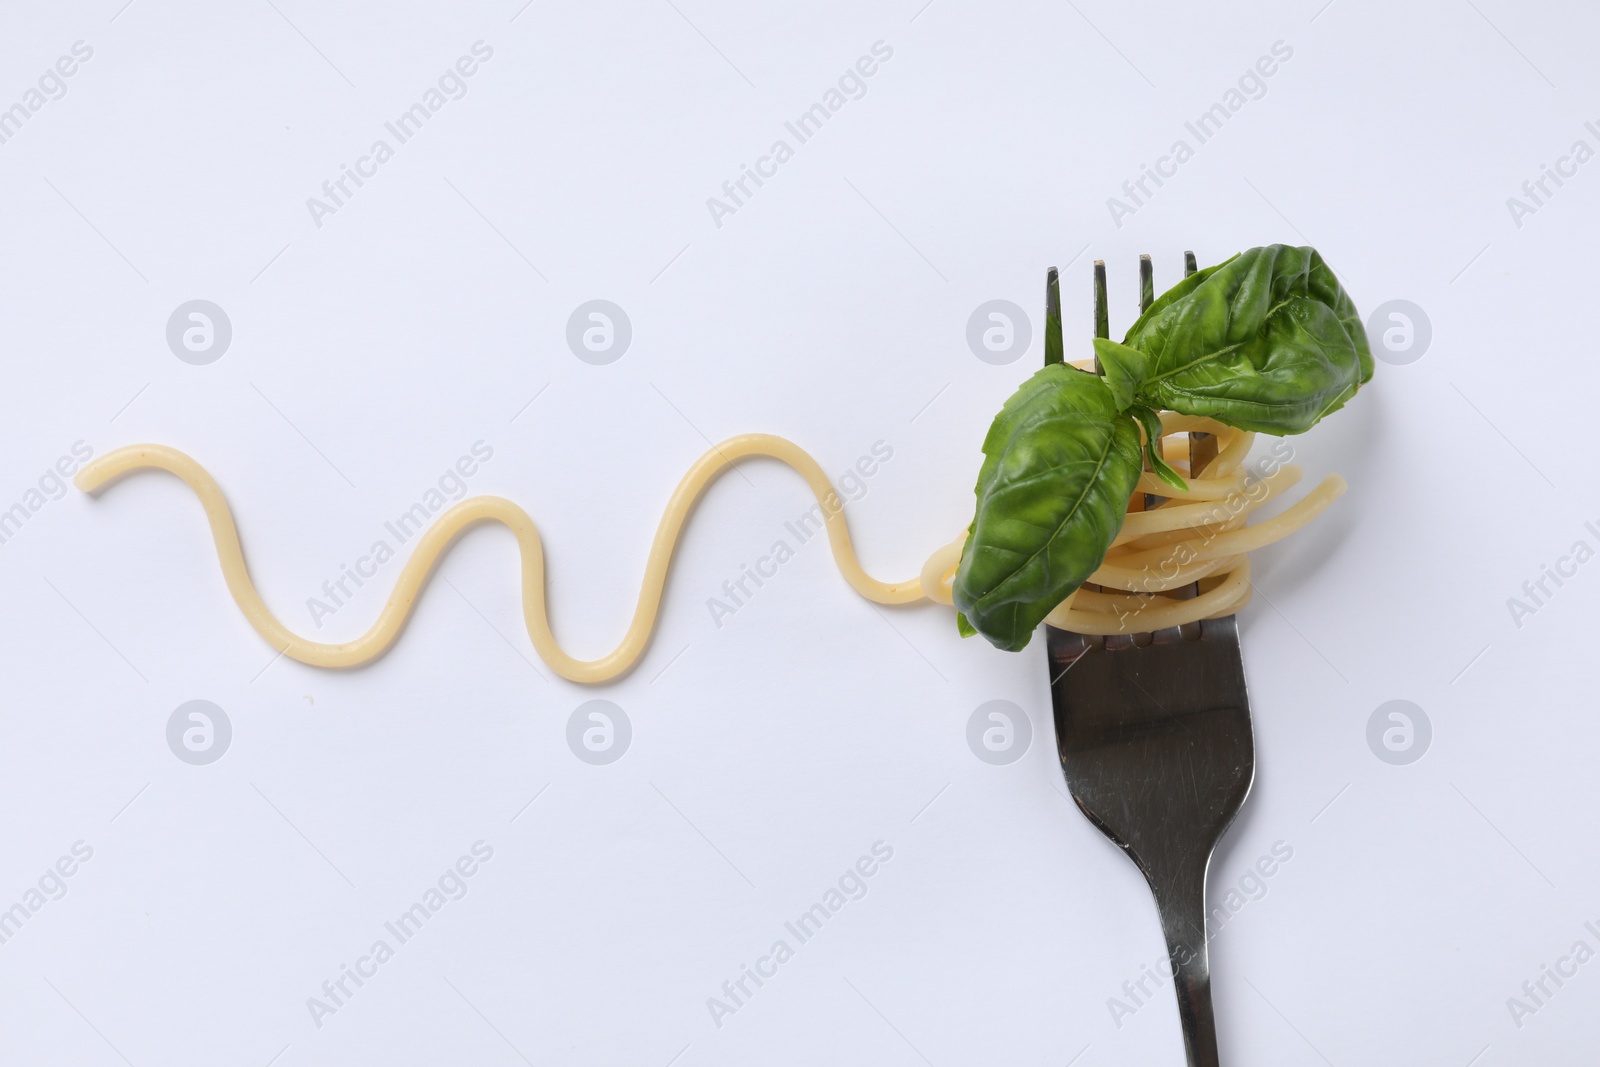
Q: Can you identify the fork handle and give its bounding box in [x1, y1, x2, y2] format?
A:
[1150, 860, 1220, 1067]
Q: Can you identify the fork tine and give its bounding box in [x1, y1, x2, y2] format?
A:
[1184, 250, 1217, 477]
[1138, 254, 1160, 512]
[1183, 250, 1221, 598]
[1044, 266, 1063, 366]
[1093, 260, 1109, 345]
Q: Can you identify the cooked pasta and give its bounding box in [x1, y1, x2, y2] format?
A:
[76, 419, 1340, 682]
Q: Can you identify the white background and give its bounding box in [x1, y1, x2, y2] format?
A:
[0, 0, 1596, 1064]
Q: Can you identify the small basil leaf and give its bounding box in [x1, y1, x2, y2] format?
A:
[1130, 405, 1188, 492]
[954, 365, 1144, 652]
[1125, 245, 1373, 435]
[956, 611, 977, 638]
[1091, 337, 1148, 411]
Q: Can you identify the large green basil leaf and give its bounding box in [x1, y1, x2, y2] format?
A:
[953, 365, 1143, 652]
[1123, 245, 1373, 434]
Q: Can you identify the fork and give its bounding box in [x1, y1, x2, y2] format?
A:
[1044, 252, 1255, 1067]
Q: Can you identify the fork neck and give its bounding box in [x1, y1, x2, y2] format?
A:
[1149, 860, 1221, 1067]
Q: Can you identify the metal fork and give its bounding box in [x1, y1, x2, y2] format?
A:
[1043, 252, 1254, 1067]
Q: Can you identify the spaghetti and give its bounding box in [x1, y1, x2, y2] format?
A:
[75, 422, 1342, 683]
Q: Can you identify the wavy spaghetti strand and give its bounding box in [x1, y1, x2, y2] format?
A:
[75, 420, 1344, 680]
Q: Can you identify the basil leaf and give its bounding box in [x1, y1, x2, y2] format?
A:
[1124, 244, 1373, 435]
[953, 365, 1144, 651]
[1129, 404, 1188, 492]
[1091, 337, 1147, 411]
